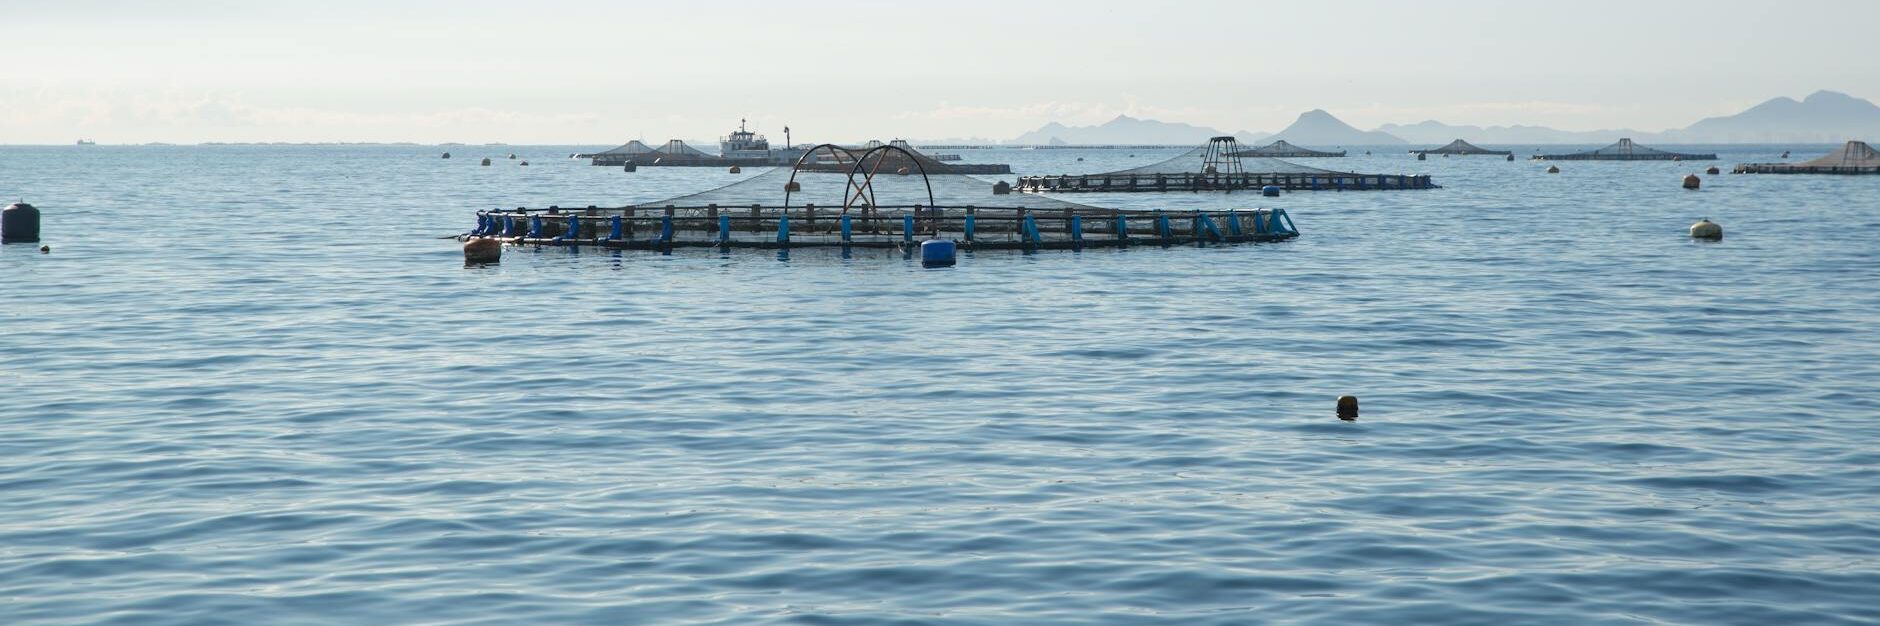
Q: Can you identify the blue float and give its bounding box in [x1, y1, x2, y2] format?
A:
[920, 239, 957, 267]
[1262, 185, 1281, 197]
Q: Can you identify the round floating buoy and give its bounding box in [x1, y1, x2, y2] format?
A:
[920, 239, 957, 268]
[1077, 157, 1085, 161]
[622, 164, 637, 172]
[729, 165, 742, 174]
[1706, 165, 1720, 175]
[463, 237, 502, 264]
[784, 181, 801, 192]
[480, 157, 492, 166]
[1781, 151, 1790, 159]
[1682, 174, 1701, 190]
[1261, 185, 1281, 197]
[520, 160, 529, 166]
[441, 152, 451, 159]
[1417, 152, 1426, 161]
[1506, 154, 1514, 161]
[1336, 395, 1359, 421]
[1689, 218, 1723, 240]
[2, 202, 42, 243]
[992, 180, 1012, 195]
[896, 167, 910, 176]
[40, 245, 49, 253]
[507, 153, 516, 160]
[1546, 165, 1560, 174]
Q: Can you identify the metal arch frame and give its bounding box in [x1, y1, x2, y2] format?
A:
[1201, 136, 1245, 177]
[842, 144, 936, 214]
[784, 144, 864, 210]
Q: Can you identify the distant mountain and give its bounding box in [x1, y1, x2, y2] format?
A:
[1385, 90, 1879, 145]
[1665, 91, 1880, 143]
[1377, 120, 1644, 145]
[1264, 110, 1405, 146]
[1010, 115, 1253, 145]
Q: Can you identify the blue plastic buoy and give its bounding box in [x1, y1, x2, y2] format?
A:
[920, 239, 956, 267]
[2, 202, 41, 243]
[1261, 185, 1281, 197]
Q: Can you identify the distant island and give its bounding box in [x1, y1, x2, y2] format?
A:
[1007, 90, 1880, 146]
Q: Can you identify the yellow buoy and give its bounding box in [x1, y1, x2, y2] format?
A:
[1689, 218, 1723, 240]
[1682, 174, 1701, 190]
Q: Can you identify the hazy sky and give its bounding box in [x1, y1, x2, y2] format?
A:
[3, 0, 1875, 144]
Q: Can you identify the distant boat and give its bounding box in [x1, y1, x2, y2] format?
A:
[76, 139, 96, 146]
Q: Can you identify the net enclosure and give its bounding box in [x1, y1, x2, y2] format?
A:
[1414, 139, 1512, 156]
[1234, 140, 1346, 158]
[1534, 138, 1716, 161]
[462, 143, 1299, 252]
[1016, 137, 1435, 192]
[586, 138, 1009, 173]
[1734, 141, 1880, 175]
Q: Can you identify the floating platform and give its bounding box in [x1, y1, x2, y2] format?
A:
[1019, 137, 1435, 193]
[462, 205, 1298, 251]
[1016, 171, 1435, 193]
[1734, 141, 1880, 175]
[1413, 139, 1511, 156]
[462, 142, 1296, 255]
[1234, 139, 1346, 158]
[588, 138, 1011, 174]
[1534, 138, 1716, 161]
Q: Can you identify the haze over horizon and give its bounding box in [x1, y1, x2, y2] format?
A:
[3, 0, 1876, 144]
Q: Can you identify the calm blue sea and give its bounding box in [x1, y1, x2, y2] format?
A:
[2, 144, 1877, 625]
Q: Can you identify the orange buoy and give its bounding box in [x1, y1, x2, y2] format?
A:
[463, 237, 502, 264]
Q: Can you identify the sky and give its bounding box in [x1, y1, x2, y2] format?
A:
[2, 0, 1876, 144]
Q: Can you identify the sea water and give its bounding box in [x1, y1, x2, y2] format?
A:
[2, 145, 1876, 625]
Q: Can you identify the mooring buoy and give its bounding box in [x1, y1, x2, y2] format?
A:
[1689, 218, 1722, 240]
[1706, 165, 1720, 175]
[520, 161, 529, 166]
[1417, 152, 1426, 161]
[1337, 395, 1359, 420]
[729, 165, 741, 174]
[1682, 174, 1701, 190]
[39, 245, 49, 253]
[2, 202, 41, 243]
[441, 152, 451, 159]
[1546, 165, 1560, 174]
[1505, 154, 1514, 161]
[784, 181, 801, 192]
[992, 180, 1011, 195]
[623, 164, 637, 172]
[507, 153, 516, 160]
[464, 237, 502, 263]
[1261, 185, 1281, 197]
[920, 239, 957, 268]
[896, 167, 910, 176]
[480, 157, 492, 166]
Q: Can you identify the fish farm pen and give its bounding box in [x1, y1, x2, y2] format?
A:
[1534, 138, 1717, 161]
[1414, 139, 1512, 156]
[461, 143, 1297, 252]
[1734, 141, 1880, 175]
[586, 138, 1010, 174]
[1235, 139, 1347, 158]
[1016, 136, 1436, 193]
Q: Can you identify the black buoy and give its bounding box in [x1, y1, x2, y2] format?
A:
[1336, 395, 1359, 420]
[992, 180, 1012, 195]
[39, 245, 49, 253]
[2, 202, 41, 243]
[441, 152, 451, 159]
